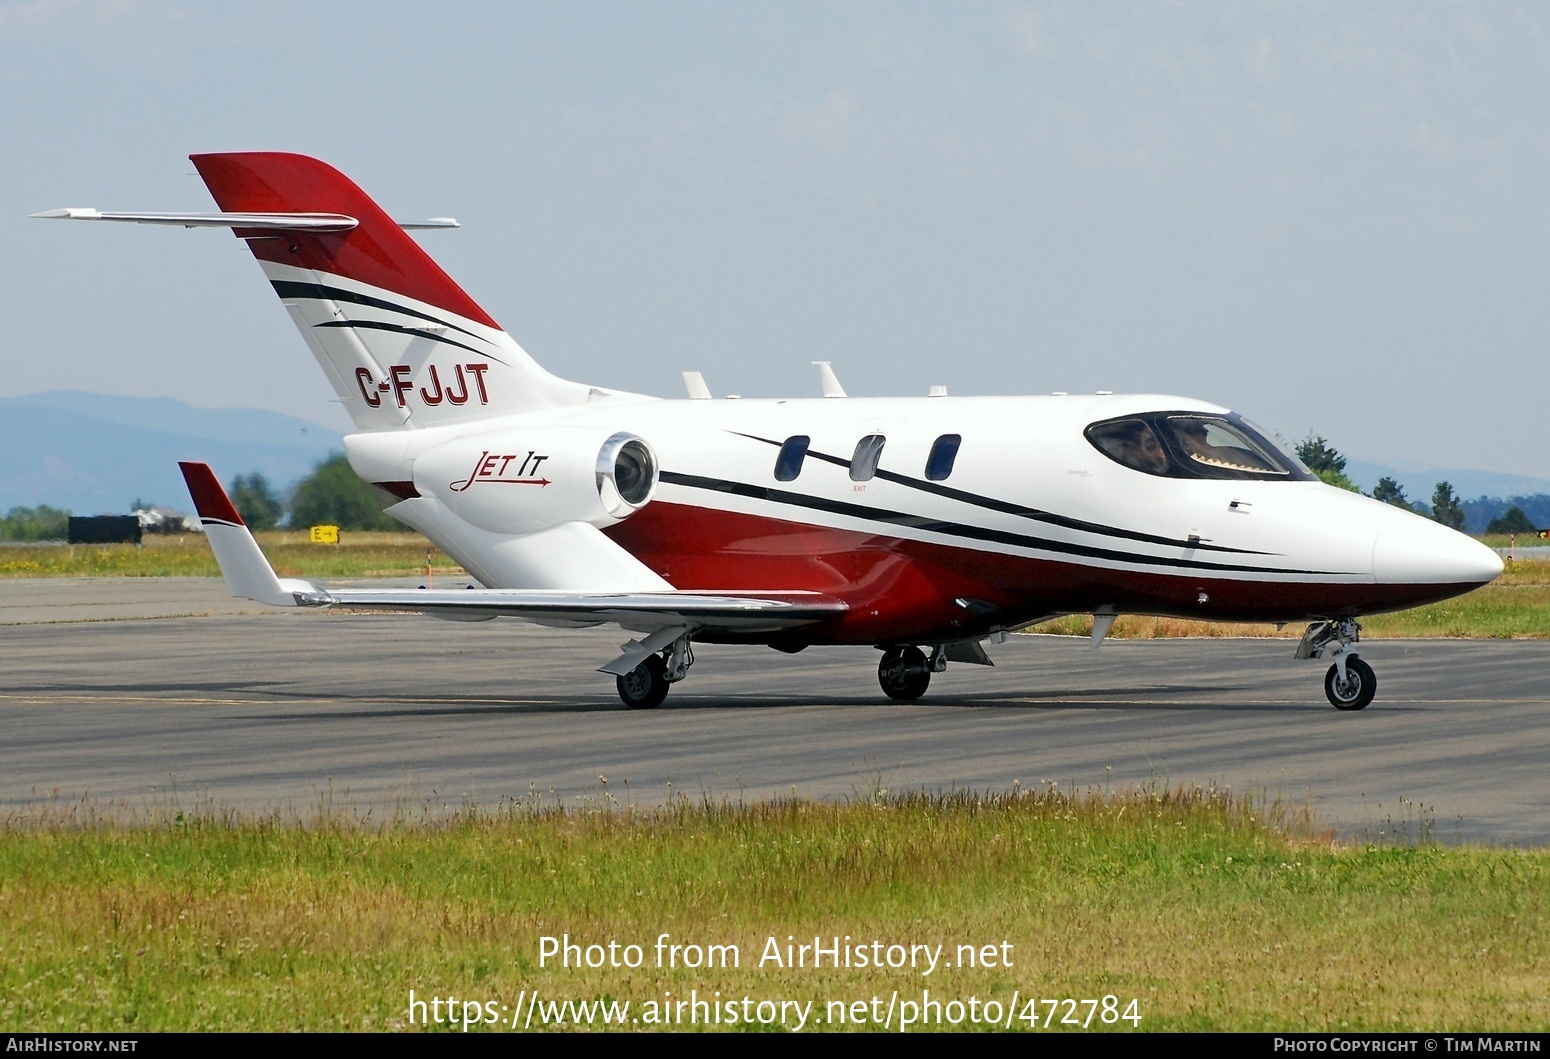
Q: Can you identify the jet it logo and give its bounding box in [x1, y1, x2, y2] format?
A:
[356, 363, 490, 409]
[451, 450, 551, 492]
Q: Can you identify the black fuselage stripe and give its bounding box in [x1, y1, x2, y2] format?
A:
[659, 471, 1346, 577]
[313, 319, 487, 358]
[271, 280, 486, 342]
[728, 431, 1270, 557]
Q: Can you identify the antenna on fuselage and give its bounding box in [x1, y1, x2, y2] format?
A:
[682, 371, 712, 400]
[813, 361, 846, 398]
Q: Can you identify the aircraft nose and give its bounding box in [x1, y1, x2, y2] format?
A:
[1372, 520, 1504, 586]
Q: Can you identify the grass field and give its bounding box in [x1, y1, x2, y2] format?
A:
[0, 788, 1544, 1032]
[0, 531, 464, 581]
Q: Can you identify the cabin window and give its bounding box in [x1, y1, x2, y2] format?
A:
[773, 435, 810, 481]
[925, 434, 961, 481]
[1084, 412, 1314, 482]
[850, 434, 886, 482]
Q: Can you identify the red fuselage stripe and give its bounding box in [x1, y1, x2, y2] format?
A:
[603, 500, 1476, 644]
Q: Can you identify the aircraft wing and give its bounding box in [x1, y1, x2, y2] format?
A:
[178, 462, 846, 643]
[304, 585, 845, 632]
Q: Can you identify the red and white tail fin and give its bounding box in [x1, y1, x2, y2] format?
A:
[180, 461, 325, 606]
[190, 153, 590, 431]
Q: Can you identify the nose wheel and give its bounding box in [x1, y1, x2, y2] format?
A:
[1298, 619, 1378, 711]
[1324, 656, 1377, 711]
[878, 645, 932, 701]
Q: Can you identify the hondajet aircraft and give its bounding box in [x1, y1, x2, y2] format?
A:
[37, 153, 1503, 710]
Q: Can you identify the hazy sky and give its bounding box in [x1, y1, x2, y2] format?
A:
[4, 1, 1547, 477]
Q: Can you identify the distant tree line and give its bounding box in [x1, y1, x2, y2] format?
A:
[116, 455, 399, 532]
[1470, 497, 1550, 536]
[0, 505, 71, 541]
[229, 454, 399, 531]
[0, 454, 400, 540]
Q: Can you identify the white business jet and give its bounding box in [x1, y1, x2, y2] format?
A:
[35, 153, 1503, 710]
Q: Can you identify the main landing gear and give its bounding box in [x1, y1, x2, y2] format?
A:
[614, 634, 694, 709]
[614, 635, 997, 708]
[1297, 618, 1378, 711]
[878, 645, 935, 701]
[616, 654, 670, 709]
[876, 640, 999, 701]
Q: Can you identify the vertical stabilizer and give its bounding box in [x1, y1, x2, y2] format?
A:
[190, 153, 590, 431]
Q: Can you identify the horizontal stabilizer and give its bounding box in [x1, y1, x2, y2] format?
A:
[32, 208, 459, 232]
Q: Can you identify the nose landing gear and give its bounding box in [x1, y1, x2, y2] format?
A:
[1324, 655, 1377, 711]
[1297, 618, 1378, 710]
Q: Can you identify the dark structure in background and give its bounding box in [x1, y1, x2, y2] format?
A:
[67, 515, 141, 545]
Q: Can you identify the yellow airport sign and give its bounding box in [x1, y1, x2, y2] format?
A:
[310, 525, 340, 544]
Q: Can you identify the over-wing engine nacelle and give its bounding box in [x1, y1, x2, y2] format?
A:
[411, 428, 658, 535]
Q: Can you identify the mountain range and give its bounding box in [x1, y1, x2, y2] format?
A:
[1344, 460, 1550, 506]
[0, 391, 344, 515]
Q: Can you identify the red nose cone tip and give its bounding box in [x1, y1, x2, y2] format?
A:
[1372, 524, 1504, 586]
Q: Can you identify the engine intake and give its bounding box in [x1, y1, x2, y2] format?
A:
[597, 432, 658, 516]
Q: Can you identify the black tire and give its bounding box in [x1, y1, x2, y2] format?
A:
[617, 654, 669, 709]
[1324, 656, 1377, 711]
[878, 645, 931, 702]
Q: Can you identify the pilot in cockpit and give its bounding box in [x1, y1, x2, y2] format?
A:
[1114, 421, 1170, 475]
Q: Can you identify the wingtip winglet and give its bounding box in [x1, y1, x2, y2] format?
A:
[176, 460, 316, 608]
[178, 461, 244, 526]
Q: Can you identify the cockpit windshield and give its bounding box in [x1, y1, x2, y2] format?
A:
[1085, 412, 1315, 482]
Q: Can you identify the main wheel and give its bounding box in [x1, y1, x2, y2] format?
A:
[617, 654, 669, 709]
[1324, 656, 1377, 711]
[878, 645, 931, 702]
